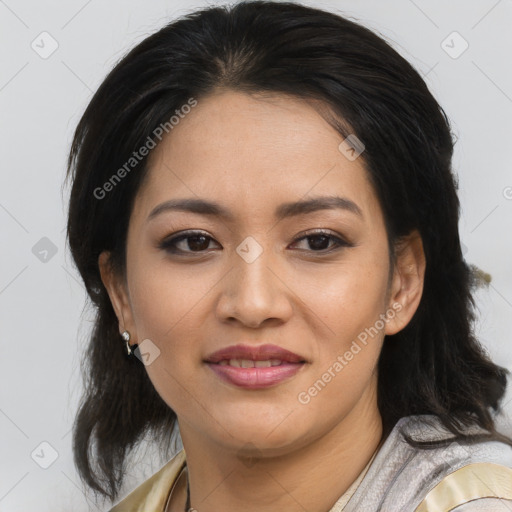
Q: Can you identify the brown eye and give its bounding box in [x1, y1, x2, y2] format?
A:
[304, 234, 332, 251]
[290, 230, 352, 253]
[183, 234, 211, 251]
[159, 231, 220, 254]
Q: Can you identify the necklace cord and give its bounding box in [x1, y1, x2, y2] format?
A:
[185, 473, 191, 511]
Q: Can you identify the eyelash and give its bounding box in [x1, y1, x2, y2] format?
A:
[158, 229, 352, 256]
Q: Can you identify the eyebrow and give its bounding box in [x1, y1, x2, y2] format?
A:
[147, 195, 363, 223]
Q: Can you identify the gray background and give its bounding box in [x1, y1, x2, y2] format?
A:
[1, 0, 511, 510]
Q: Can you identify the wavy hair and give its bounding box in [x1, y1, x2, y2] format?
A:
[65, 0, 511, 503]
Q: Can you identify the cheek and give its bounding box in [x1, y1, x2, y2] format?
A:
[305, 261, 389, 330]
[299, 265, 389, 402]
[126, 252, 211, 341]
[125, 259, 204, 408]
[297, 270, 386, 416]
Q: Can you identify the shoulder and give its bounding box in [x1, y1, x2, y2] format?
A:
[451, 498, 512, 511]
[345, 414, 512, 512]
[108, 449, 186, 512]
[414, 461, 512, 511]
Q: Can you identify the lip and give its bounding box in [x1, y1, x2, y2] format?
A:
[207, 362, 305, 389]
[205, 343, 306, 364]
[204, 344, 307, 390]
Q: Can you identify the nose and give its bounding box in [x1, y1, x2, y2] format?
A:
[215, 245, 294, 328]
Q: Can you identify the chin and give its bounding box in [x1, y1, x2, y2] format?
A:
[213, 418, 308, 455]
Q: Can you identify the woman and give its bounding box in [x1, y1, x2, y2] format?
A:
[65, 1, 512, 511]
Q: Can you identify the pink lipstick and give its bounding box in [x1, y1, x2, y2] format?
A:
[204, 344, 307, 389]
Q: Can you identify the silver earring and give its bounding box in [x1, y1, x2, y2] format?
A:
[122, 330, 133, 355]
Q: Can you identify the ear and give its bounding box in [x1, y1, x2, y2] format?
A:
[98, 251, 137, 341]
[384, 229, 426, 336]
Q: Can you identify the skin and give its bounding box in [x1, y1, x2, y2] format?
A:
[99, 89, 426, 512]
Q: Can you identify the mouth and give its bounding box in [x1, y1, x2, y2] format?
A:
[205, 343, 307, 364]
[205, 360, 306, 389]
[204, 344, 307, 389]
[215, 358, 296, 367]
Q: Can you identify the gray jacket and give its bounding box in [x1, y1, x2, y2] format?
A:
[344, 414, 512, 511]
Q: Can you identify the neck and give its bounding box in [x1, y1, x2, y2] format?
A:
[178, 382, 383, 512]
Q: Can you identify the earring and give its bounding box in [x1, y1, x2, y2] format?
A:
[122, 330, 138, 356]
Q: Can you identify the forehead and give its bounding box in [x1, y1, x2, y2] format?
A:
[133, 90, 383, 226]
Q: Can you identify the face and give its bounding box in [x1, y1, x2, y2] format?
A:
[100, 90, 424, 457]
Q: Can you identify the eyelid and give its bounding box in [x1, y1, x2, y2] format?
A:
[167, 228, 211, 238]
[294, 228, 349, 241]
